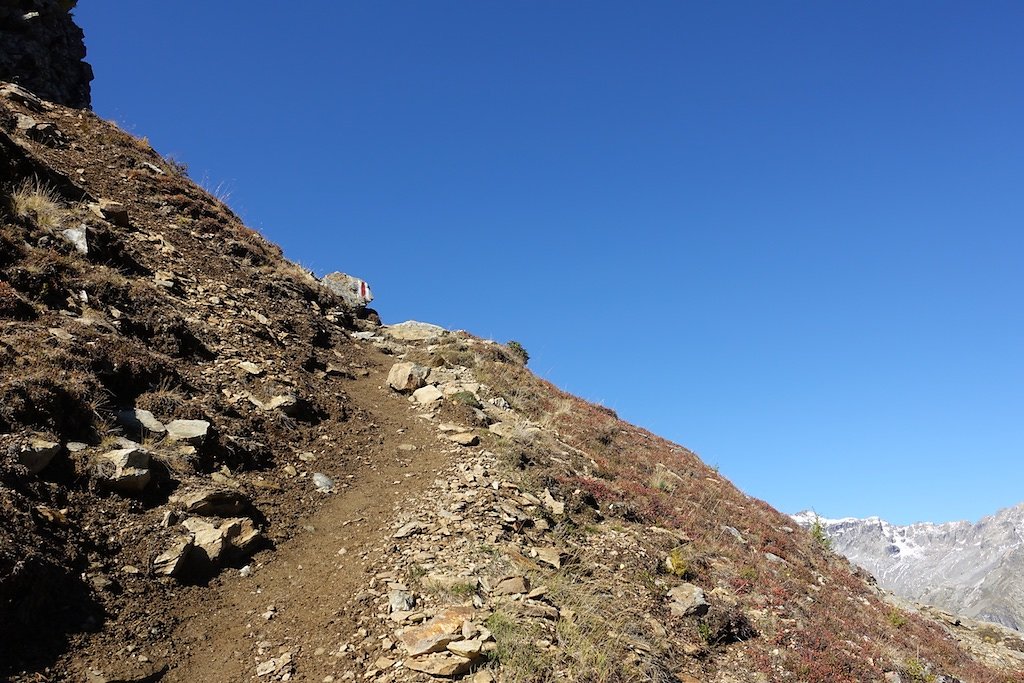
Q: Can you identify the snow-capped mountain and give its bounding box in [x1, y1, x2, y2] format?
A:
[793, 504, 1024, 630]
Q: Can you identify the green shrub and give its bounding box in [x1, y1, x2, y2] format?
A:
[810, 515, 833, 551]
[507, 340, 529, 366]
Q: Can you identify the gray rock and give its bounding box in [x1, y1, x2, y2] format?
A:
[116, 408, 166, 434]
[667, 583, 709, 617]
[312, 472, 334, 493]
[387, 362, 429, 393]
[92, 448, 151, 494]
[18, 439, 60, 474]
[321, 272, 374, 310]
[389, 589, 415, 612]
[164, 419, 210, 445]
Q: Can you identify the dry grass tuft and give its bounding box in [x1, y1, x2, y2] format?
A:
[8, 179, 65, 229]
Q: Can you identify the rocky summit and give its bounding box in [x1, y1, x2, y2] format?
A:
[794, 505, 1024, 632]
[0, 0, 92, 108]
[1, 13, 1023, 683]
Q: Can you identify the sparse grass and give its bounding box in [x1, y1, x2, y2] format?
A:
[888, 609, 908, 628]
[422, 578, 478, 602]
[903, 657, 937, 682]
[649, 467, 677, 492]
[8, 179, 64, 229]
[485, 570, 664, 683]
[450, 390, 483, 410]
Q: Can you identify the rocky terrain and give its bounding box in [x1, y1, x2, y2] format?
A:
[793, 506, 1024, 632]
[0, 0, 92, 108]
[1, 11, 1024, 683]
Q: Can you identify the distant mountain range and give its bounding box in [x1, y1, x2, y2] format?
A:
[793, 504, 1024, 630]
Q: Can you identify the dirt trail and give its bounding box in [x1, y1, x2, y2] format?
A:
[160, 359, 450, 682]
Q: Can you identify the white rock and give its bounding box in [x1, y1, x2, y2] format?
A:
[61, 225, 88, 255]
[412, 385, 444, 404]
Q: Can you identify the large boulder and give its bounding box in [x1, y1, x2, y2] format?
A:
[387, 362, 429, 393]
[321, 272, 373, 310]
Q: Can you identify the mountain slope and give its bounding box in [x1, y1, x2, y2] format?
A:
[794, 505, 1024, 631]
[1, 85, 1023, 682]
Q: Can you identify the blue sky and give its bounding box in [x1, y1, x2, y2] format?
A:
[75, 2, 1024, 525]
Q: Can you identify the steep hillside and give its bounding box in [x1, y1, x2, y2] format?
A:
[794, 506, 1024, 631]
[1, 85, 1023, 683]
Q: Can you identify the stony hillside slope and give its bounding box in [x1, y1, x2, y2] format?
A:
[2, 85, 1024, 683]
[794, 506, 1024, 631]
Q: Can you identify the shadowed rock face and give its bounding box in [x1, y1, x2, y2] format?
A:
[0, 0, 92, 108]
[794, 505, 1024, 630]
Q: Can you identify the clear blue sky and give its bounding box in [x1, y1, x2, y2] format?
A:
[75, 2, 1024, 526]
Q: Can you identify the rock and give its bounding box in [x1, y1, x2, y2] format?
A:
[153, 537, 194, 577]
[168, 487, 250, 516]
[164, 419, 210, 445]
[0, 5, 92, 109]
[446, 638, 483, 658]
[446, 432, 479, 447]
[237, 361, 263, 375]
[263, 394, 300, 416]
[398, 606, 475, 656]
[491, 575, 530, 596]
[543, 489, 565, 516]
[382, 320, 447, 341]
[18, 438, 60, 474]
[389, 590, 415, 613]
[534, 547, 563, 569]
[387, 362, 429, 393]
[92, 448, 151, 494]
[393, 522, 423, 539]
[404, 652, 474, 677]
[412, 385, 444, 404]
[488, 422, 512, 437]
[181, 516, 262, 571]
[312, 472, 335, 493]
[87, 199, 129, 227]
[321, 272, 374, 310]
[667, 583, 709, 617]
[255, 652, 292, 678]
[61, 225, 88, 255]
[883, 673, 902, 683]
[116, 408, 166, 435]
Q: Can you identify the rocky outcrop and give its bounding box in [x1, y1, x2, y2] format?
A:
[0, 1, 92, 108]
